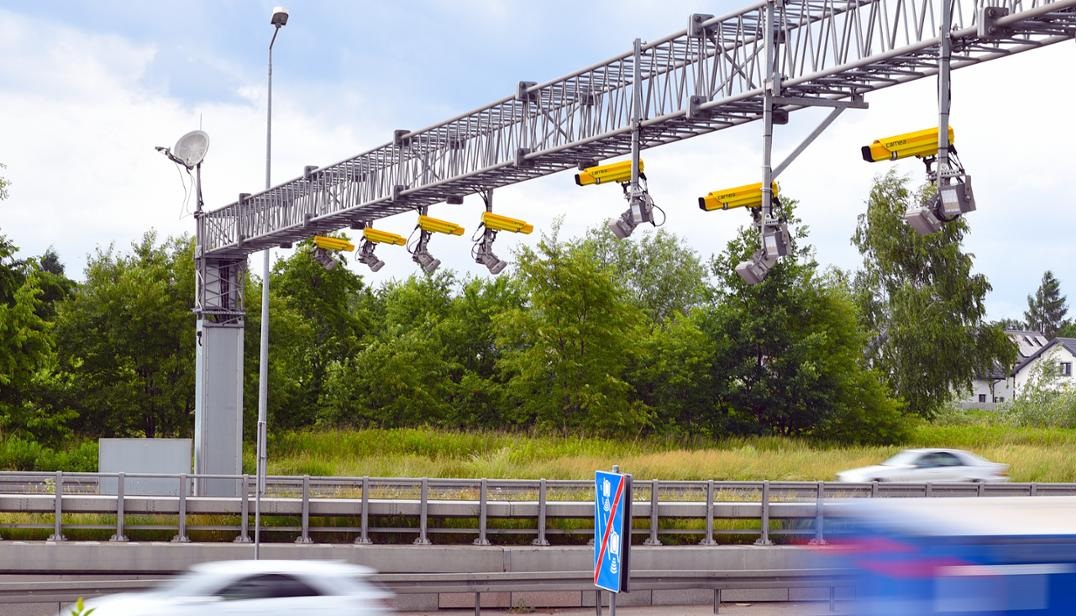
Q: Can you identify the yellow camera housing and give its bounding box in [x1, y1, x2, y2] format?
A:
[418, 215, 465, 236]
[362, 228, 407, 246]
[574, 159, 644, 186]
[482, 211, 533, 234]
[698, 182, 779, 211]
[861, 126, 955, 162]
[313, 235, 355, 252]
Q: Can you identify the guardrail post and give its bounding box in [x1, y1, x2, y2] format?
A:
[925, 482, 933, 497]
[1030, 483, 1039, 496]
[414, 478, 432, 545]
[235, 474, 251, 543]
[871, 480, 879, 497]
[714, 588, 721, 614]
[474, 478, 491, 546]
[172, 474, 190, 543]
[976, 481, 984, 497]
[474, 591, 481, 616]
[644, 479, 662, 545]
[809, 481, 825, 545]
[296, 475, 313, 544]
[700, 480, 716, 545]
[754, 481, 773, 546]
[532, 478, 550, 546]
[356, 476, 372, 545]
[48, 470, 66, 542]
[110, 472, 128, 542]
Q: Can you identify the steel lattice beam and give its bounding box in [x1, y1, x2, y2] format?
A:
[200, 0, 1076, 258]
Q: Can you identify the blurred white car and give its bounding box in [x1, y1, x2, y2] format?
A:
[837, 448, 1009, 483]
[73, 560, 393, 616]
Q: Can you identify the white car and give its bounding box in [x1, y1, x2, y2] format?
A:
[72, 560, 393, 616]
[836, 448, 1009, 483]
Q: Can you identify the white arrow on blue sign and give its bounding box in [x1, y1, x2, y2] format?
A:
[594, 470, 632, 593]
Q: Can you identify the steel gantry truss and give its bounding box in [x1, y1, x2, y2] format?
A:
[189, 0, 1076, 493]
[200, 0, 1076, 265]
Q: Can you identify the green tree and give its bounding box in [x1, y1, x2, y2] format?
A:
[0, 264, 61, 441]
[584, 227, 708, 323]
[245, 238, 373, 431]
[0, 167, 73, 444]
[436, 275, 523, 428]
[630, 308, 718, 437]
[1058, 321, 1076, 338]
[1024, 270, 1069, 338]
[320, 272, 460, 428]
[995, 317, 1026, 331]
[852, 171, 1015, 417]
[34, 248, 77, 317]
[494, 229, 651, 435]
[55, 233, 195, 437]
[322, 326, 456, 428]
[704, 200, 906, 442]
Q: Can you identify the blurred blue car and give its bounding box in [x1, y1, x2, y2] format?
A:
[819, 496, 1076, 615]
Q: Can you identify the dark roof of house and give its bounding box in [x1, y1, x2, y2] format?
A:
[1005, 330, 1050, 370]
[975, 331, 1060, 381]
[1013, 337, 1076, 376]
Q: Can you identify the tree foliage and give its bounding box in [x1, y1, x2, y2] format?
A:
[584, 227, 708, 323]
[0, 256, 60, 441]
[2, 168, 1032, 452]
[245, 237, 372, 430]
[0, 168, 76, 445]
[1024, 270, 1069, 338]
[1058, 322, 1076, 338]
[494, 229, 650, 435]
[995, 317, 1026, 331]
[852, 171, 1015, 417]
[55, 233, 195, 437]
[703, 200, 906, 442]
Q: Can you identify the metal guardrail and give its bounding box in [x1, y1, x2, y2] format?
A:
[0, 569, 855, 614]
[1, 471, 1073, 545]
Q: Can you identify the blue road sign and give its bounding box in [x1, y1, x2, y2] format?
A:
[594, 470, 632, 592]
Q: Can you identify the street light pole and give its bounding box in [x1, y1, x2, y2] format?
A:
[256, 5, 288, 561]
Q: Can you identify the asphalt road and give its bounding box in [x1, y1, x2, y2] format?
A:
[401, 602, 847, 616]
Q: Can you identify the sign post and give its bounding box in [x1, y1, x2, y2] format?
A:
[594, 466, 632, 616]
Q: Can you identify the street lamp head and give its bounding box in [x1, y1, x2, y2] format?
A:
[271, 6, 289, 27]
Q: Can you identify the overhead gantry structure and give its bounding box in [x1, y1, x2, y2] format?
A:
[191, 0, 1076, 492]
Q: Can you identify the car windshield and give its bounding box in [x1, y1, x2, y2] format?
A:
[882, 451, 922, 466]
[150, 571, 226, 598]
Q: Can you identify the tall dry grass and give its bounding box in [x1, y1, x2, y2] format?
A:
[260, 421, 1076, 482]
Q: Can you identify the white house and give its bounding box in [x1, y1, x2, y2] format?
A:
[960, 331, 1048, 408]
[1012, 337, 1076, 394]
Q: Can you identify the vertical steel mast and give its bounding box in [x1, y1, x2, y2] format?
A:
[938, 0, 954, 192]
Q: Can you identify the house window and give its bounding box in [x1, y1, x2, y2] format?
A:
[994, 396, 1005, 403]
[1061, 362, 1072, 377]
[978, 394, 987, 403]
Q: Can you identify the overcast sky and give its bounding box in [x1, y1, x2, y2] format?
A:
[1, 1, 1073, 322]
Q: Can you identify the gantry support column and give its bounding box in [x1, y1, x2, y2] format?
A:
[759, 0, 783, 244]
[937, 0, 953, 188]
[193, 238, 246, 496]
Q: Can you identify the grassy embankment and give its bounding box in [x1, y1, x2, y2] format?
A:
[3, 412, 1074, 481]
[261, 420, 1076, 483]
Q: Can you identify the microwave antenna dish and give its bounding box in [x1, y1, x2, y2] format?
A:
[172, 130, 210, 168]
